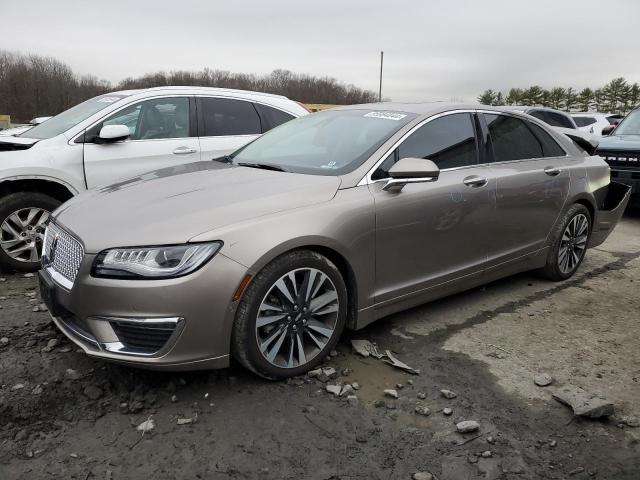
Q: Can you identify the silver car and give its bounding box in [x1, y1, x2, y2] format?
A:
[39, 103, 630, 379]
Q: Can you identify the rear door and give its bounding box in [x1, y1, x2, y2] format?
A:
[82, 96, 200, 188]
[481, 113, 571, 266]
[371, 112, 496, 304]
[196, 97, 263, 160]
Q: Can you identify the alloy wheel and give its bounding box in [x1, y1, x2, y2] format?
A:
[558, 213, 588, 274]
[0, 208, 50, 263]
[255, 267, 340, 369]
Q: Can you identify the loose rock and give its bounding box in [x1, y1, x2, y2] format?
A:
[443, 407, 453, 416]
[384, 389, 398, 399]
[534, 373, 553, 387]
[552, 385, 614, 418]
[347, 395, 359, 406]
[440, 389, 457, 399]
[412, 473, 433, 480]
[415, 406, 430, 416]
[326, 384, 341, 396]
[83, 386, 103, 400]
[339, 384, 354, 397]
[417, 392, 426, 400]
[136, 418, 155, 432]
[65, 369, 81, 380]
[351, 382, 360, 390]
[0, 337, 8, 346]
[456, 420, 480, 433]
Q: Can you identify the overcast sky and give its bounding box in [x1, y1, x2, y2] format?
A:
[3, 0, 639, 102]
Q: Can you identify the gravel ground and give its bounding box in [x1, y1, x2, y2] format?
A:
[1, 212, 639, 480]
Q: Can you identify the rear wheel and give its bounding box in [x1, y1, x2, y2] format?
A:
[0, 192, 60, 272]
[540, 204, 591, 281]
[232, 250, 347, 379]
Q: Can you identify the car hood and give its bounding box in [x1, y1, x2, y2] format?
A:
[596, 134, 640, 151]
[55, 161, 341, 253]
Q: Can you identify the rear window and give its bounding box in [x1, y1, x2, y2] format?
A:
[200, 97, 261, 136]
[573, 116, 597, 127]
[256, 104, 295, 132]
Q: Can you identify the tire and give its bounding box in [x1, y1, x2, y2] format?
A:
[539, 203, 591, 281]
[232, 250, 348, 380]
[0, 192, 61, 273]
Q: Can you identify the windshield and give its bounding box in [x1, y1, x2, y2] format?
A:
[230, 109, 417, 175]
[20, 94, 128, 140]
[614, 110, 640, 135]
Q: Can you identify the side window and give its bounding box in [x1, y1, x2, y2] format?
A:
[200, 97, 261, 136]
[372, 113, 477, 179]
[545, 111, 575, 129]
[256, 104, 295, 132]
[527, 123, 566, 157]
[100, 97, 191, 140]
[484, 114, 543, 162]
[573, 116, 597, 127]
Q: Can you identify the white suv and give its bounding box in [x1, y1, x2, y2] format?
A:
[571, 112, 624, 136]
[0, 87, 309, 271]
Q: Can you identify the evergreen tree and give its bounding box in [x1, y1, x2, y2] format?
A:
[477, 89, 497, 105]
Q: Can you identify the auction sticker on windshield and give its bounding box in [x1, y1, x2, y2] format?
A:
[364, 111, 407, 121]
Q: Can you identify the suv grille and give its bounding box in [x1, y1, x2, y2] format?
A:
[597, 150, 640, 169]
[43, 223, 84, 287]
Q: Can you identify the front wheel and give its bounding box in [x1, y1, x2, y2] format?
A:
[539, 204, 591, 281]
[232, 250, 347, 379]
[0, 192, 61, 272]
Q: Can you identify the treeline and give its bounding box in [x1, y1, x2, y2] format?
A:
[478, 78, 640, 114]
[0, 50, 377, 122]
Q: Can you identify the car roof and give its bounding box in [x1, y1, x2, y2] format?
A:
[501, 105, 570, 115]
[108, 86, 288, 100]
[331, 102, 578, 118]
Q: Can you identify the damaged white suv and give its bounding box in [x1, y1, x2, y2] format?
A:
[0, 87, 308, 271]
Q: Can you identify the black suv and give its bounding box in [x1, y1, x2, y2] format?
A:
[596, 106, 640, 208]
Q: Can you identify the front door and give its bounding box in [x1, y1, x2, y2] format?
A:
[480, 113, 571, 266]
[371, 112, 496, 304]
[83, 96, 200, 188]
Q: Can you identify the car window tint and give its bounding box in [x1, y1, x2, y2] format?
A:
[399, 113, 477, 166]
[573, 116, 597, 127]
[528, 110, 547, 123]
[256, 104, 295, 132]
[546, 111, 574, 129]
[527, 123, 565, 157]
[201, 97, 261, 136]
[484, 114, 543, 162]
[102, 97, 191, 140]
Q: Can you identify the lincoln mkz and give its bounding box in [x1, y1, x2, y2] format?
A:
[39, 103, 630, 378]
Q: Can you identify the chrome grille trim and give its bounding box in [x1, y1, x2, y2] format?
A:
[42, 223, 84, 289]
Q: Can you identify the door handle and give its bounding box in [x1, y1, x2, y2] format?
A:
[463, 175, 488, 188]
[544, 166, 561, 176]
[173, 147, 197, 155]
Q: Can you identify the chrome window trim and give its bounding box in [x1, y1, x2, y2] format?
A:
[358, 108, 569, 186]
[358, 109, 477, 186]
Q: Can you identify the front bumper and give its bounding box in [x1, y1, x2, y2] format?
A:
[39, 251, 248, 370]
[589, 181, 632, 248]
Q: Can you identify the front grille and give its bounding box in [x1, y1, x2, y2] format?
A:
[43, 223, 84, 286]
[111, 321, 177, 354]
[596, 150, 640, 169]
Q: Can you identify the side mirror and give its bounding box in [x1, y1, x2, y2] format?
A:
[383, 157, 440, 192]
[601, 125, 615, 136]
[98, 124, 130, 142]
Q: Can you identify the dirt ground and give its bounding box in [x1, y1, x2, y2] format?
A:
[1, 213, 639, 480]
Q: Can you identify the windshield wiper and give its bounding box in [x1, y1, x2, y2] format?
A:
[236, 162, 288, 172]
[212, 154, 234, 164]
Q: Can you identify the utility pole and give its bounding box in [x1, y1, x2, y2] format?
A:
[378, 51, 384, 102]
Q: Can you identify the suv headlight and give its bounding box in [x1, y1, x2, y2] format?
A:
[92, 242, 222, 279]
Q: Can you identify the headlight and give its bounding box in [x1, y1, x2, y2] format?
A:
[92, 242, 222, 279]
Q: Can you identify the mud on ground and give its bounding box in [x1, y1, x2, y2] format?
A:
[1, 214, 639, 479]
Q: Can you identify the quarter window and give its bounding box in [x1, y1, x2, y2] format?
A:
[256, 104, 295, 132]
[527, 123, 566, 157]
[200, 97, 261, 136]
[100, 97, 191, 140]
[573, 116, 597, 127]
[484, 114, 543, 162]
